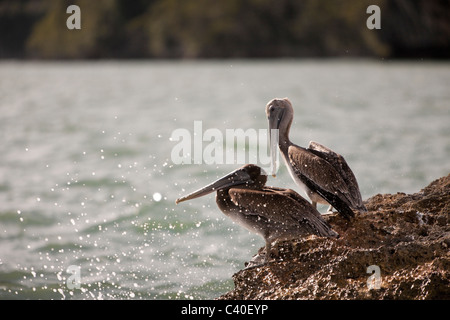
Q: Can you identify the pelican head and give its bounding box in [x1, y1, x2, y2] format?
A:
[175, 164, 267, 204]
[265, 98, 294, 177]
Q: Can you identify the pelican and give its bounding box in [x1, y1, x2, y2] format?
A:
[175, 164, 338, 265]
[266, 98, 367, 220]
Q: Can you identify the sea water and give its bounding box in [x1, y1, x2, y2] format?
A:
[0, 60, 449, 299]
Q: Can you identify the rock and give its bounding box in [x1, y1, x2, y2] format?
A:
[219, 174, 450, 300]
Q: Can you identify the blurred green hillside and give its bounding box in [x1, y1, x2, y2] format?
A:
[1, 0, 449, 59]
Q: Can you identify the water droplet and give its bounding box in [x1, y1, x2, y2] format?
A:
[153, 193, 162, 202]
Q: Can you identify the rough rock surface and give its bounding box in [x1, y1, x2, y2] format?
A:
[219, 174, 450, 300]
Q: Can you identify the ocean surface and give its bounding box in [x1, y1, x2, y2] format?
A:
[0, 60, 449, 299]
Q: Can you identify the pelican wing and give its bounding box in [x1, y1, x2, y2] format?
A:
[307, 141, 366, 211]
[287, 144, 355, 219]
[263, 187, 323, 219]
[288, 144, 351, 198]
[228, 187, 337, 237]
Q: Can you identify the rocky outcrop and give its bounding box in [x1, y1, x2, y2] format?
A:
[219, 174, 450, 300]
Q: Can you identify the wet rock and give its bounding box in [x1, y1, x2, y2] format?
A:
[219, 174, 450, 300]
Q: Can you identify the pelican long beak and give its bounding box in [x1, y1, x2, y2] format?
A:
[268, 108, 284, 177]
[175, 168, 252, 204]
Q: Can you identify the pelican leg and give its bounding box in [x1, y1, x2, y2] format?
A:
[264, 240, 272, 264]
[244, 254, 265, 269]
[311, 201, 317, 209]
[244, 242, 271, 269]
[320, 205, 336, 216]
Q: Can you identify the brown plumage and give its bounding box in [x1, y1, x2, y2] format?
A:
[266, 98, 367, 219]
[176, 164, 339, 264]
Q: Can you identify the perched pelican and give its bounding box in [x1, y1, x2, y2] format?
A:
[176, 164, 339, 264]
[266, 98, 367, 220]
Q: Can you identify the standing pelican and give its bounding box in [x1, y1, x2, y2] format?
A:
[266, 98, 367, 220]
[176, 164, 338, 264]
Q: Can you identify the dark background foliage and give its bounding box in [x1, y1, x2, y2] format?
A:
[0, 0, 449, 59]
